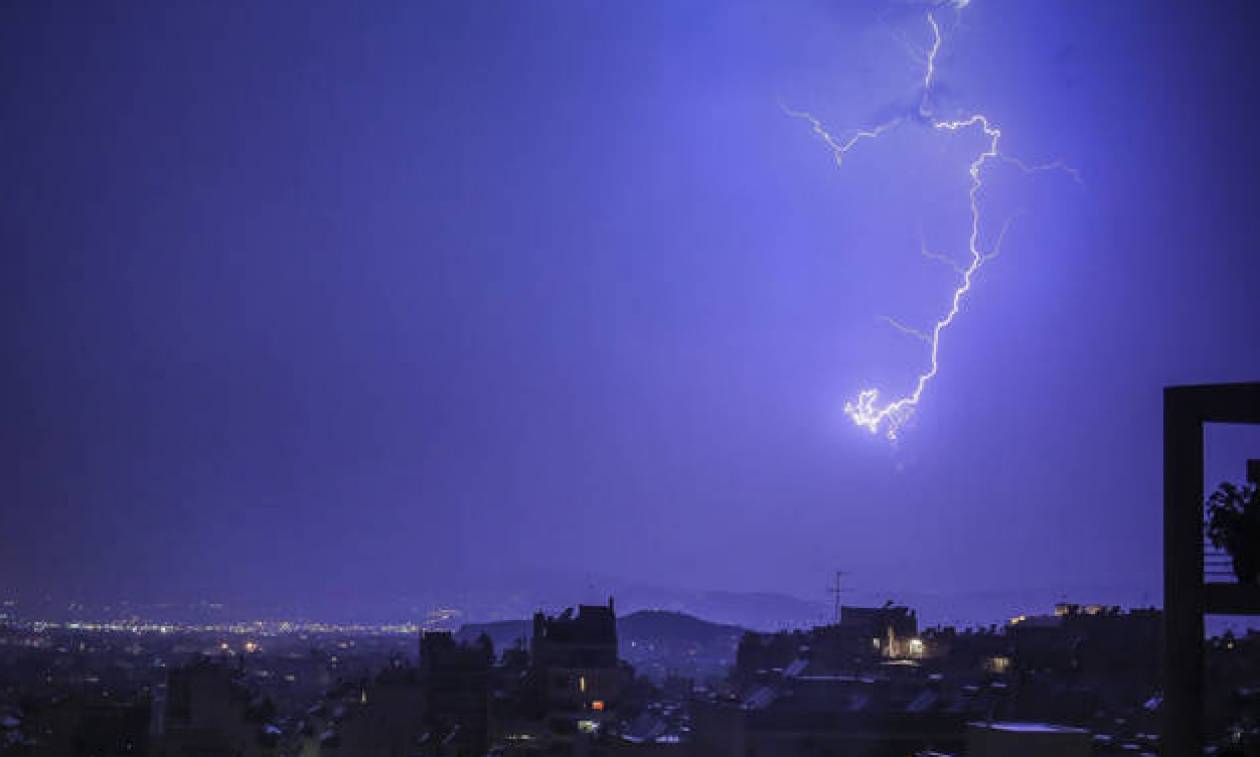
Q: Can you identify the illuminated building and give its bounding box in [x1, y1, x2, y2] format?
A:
[840, 603, 919, 659]
[529, 598, 626, 742]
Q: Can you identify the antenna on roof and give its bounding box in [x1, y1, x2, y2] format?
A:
[828, 571, 848, 625]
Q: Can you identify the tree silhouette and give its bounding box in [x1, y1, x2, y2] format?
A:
[1206, 481, 1260, 584]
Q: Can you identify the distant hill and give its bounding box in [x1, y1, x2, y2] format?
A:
[456, 610, 742, 647]
[617, 610, 745, 681]
[455, 609, 745, 681]
[605, 587, 829, 630]
[618, 610, 743, 644]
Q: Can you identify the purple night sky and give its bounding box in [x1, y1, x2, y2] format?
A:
[2, 1, 1259, 625]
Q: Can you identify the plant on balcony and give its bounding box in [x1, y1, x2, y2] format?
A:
[1206, 481, 1260, 585]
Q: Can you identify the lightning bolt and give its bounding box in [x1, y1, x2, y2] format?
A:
[919, 13, 942, 114]
[788, 8, 1076, 440]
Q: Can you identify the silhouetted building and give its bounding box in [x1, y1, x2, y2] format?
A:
[840, 603, 919, 659]
[14, 692, 151, 757]
[417, 630, 493, 757]
[530, 599, 625, 744]
[735, 603, 922, 680]
[692, 674, 972, 757]
[920, 625, 1011, 676]
[157, 658, 279, 757]
[309, 663, 428, 757]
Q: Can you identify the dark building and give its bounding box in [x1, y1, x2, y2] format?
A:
[529, 599, 626, 744]
[312, 664, 428, 757]
[839, 604, 919, 660]
[1005, 604, 1162, 728]
[157, 658, 279, 757]
[714, 605, 1000, 757]
[920, 625, 1011, 676]
[736, 603, 922, 680]
[692, 674, 973, 757]
[416, 630, 493, 757]
[13, 692, 151, 757]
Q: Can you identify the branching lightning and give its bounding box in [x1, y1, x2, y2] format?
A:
[920, 13, 942, 108]
[787, 6, 1076, 440]
[879, 315, 933, 345]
